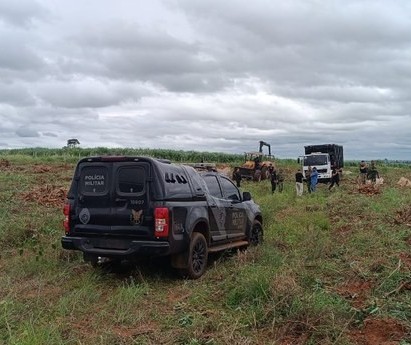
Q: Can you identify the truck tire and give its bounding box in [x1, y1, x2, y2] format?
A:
[248, 220, 263, 246]
[182, 232, 208, 279]
[83, 253, 99, 267]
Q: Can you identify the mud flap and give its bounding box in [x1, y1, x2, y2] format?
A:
[170, 251, 189, 269]
[170, 231, 191, 269]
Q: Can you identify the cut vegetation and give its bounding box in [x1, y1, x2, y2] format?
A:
[0, 151, 411, 344]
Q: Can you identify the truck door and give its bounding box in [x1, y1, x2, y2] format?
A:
[111, 162, 151, 237]
[75, 162, 112, 234]
[201, 175, 228, 242]
[218, 176, 247, 239]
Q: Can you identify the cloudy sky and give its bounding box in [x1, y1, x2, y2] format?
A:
[1, 0, 410, 160]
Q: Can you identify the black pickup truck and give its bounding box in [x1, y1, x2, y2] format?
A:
[61, 156, 263, 278]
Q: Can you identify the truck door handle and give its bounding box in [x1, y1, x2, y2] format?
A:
[115, 198, 127, 203]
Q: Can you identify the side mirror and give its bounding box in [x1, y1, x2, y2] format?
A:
[242, 191, 252, 201]
[297, 158, 300, 164]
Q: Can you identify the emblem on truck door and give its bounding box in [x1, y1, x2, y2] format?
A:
[79, 208, 90, 225]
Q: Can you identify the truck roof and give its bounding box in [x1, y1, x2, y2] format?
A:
[70, 155, 207, 201]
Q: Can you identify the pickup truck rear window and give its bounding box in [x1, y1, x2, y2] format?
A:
[80, 166, 108, 194]
[117, 166, 145, 194]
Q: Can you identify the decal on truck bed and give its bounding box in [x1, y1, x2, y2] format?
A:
[130, 209, 143, 225]
[79, 208, 90, 224]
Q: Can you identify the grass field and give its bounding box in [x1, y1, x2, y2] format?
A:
[0, 153, 411, 344]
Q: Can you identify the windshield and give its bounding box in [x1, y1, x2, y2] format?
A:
[304, 155, 328, 166]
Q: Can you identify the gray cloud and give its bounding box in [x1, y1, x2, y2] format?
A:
[0, 0, 409, 159]
[0, 32, 45, 72]
[0, 0, 47, 28]
[0, 82, 35, 106]
[42, 132, 57, 137]
[16, 127, 40, 138]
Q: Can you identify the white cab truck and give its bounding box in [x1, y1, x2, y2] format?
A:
[299, 144, 344, 183]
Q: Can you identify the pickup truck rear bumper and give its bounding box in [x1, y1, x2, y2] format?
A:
[61, 236, 170, 258]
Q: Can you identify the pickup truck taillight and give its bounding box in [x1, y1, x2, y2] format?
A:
[154, 207, 169, 238]
[63, 203, 71, 234]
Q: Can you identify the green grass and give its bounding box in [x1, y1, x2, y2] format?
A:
[1, 156, 411, 344]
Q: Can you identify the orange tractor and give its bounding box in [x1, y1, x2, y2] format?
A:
[236, 141, 275, 181]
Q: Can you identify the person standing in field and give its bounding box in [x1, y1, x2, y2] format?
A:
[305, 166, 312, 193]
[254, 162, 262, 182]
[367, 160, 380, 184]
[295, 168, 304, 196]
[270, 167, 278, 193]
[310, 167, 318, 192]
[328, 167, 340, 190]
[232, 167, 241, 188]
[359, 160, 368, 184]
[268, 163, 274, 176]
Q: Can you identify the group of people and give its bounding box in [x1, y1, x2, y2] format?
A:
[277, 165, 341, 196]
[296, 165, 342, 195]
[233, 164, 340, 196]
[359, 160, 380, 184]
[295, 165, 340, 196]
[233, 160, 380, 197]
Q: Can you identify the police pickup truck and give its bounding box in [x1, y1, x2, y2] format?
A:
[61, 156, 263, 279]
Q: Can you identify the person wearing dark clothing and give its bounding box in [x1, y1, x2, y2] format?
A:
[329, 168, 340, 190]
[295, 169, 304, 196]
[367, 161, 379, 183]
[268, 163, 274, 176]
[233, 168, 241, 188]
[270, 169, 278, 193]
[359, 160, 368, 184]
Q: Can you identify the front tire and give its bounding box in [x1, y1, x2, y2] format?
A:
[182, 232, 208, 279]
[248, 220, 263, 246]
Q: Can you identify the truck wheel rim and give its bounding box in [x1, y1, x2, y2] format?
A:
[192, 241, 206, 274]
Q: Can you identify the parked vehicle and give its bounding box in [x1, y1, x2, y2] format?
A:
[299, 144, 344, 183]
[61, 156, 263, 279]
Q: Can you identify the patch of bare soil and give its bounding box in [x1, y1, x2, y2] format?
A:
[333, 224, 353, 238]
[356, 184, 381, 196]
[21, 184, 67, 207]
[32, 165, 53, 173]
[0, 158, 10, 169]
[167, 288, 192, 303]
[278, 334, 309, 345]
[111, 322, 158, 338]
[31, 163, 74, 174]
[399, 253, 411, 269]
[333, 279, 373, 309]
[392, 206, 411, 227]
[349, 318, 408, 345]
[276, 321, 311, 345]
